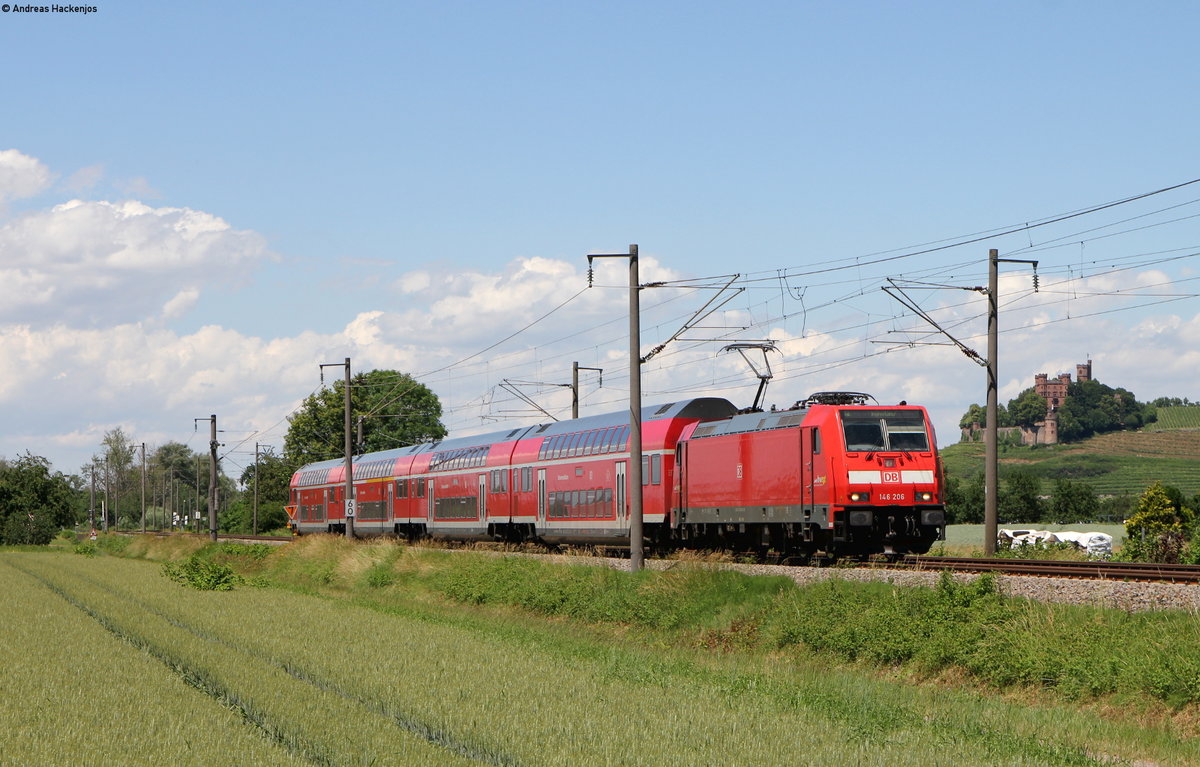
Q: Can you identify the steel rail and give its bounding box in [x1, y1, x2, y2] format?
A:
[897, 555, 1200, 584]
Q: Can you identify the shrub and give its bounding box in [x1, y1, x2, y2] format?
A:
[162, 556, 239, 591]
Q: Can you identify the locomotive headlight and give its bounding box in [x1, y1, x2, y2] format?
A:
[918, 492, 933, 502]
[849, 491, 869, 503]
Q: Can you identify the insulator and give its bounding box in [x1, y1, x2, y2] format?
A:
[587, 266, 594, 287]
[1033, 273, 1039, 292]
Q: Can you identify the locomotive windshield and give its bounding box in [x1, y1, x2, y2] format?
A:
[840, 409, 930, 452]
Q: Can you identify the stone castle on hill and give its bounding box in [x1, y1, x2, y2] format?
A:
[1029, 360, 1092, 445]
[962, 360, 1092, 445]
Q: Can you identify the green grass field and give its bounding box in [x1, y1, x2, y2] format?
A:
[3, 537, 1200, 766]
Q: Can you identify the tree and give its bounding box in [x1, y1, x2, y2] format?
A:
[1048, 478, 1099, 522]
[1057, 379, 1144, 442]
[284, 370, 446, 470]
[998, 469, 1043, 523]
[1123, 482, 1196, 563]
[1007, 388, 1048, 429]
[0, 453, 78, 545]
[222, 448, 293, 534]
[944, 472, 985, 524]
[958, 404, 986, 430]
[150, 442, 211, 528]
[94, 427, 138, 527]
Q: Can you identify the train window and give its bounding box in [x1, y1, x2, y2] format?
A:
[812, 429, 821, 454]
[522, 466, 532, 493]
[885, 412, 930, 451]
[641, 455, 650, 485]
[415, 479, 425, 498]
[841, 412, 887, 451]
[840, 409, 929, 452]
[651, 453, 661, 485]
[581, 430, 599, 455]
[551, 435, 566, 459]
[395, 480, 407, 499]
[490, 469, 507, 493]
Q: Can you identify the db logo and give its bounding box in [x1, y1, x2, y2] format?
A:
[881, 471, 901, 483]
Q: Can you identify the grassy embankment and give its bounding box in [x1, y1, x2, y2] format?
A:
[3, 534, 1198, 766]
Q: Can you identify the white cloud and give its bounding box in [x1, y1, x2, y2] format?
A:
[0, 197, 271, 326]
[162, 288, 200, 319]
[62, 164, 104, 194]
[0, 149, 53, 203]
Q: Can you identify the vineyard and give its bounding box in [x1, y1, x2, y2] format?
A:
[941, 428, 1200, 497]
[1146, 406, 1200, 431]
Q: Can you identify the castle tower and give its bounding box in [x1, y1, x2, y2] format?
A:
[1076, 359, 1092, 383]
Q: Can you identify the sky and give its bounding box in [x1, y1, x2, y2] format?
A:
[2, 1, 1199, 479]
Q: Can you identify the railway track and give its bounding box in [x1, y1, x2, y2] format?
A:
[896, 555, 1200, 584]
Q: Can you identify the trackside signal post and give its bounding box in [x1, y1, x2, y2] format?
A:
[587, 245, 644, 571]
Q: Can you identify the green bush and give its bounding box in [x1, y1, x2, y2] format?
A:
[361, 561, 396, 588]
[162, 556, 239, 591]
[73, 542, 97, 556]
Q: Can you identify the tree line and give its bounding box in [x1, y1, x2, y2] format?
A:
[0, 369, 445, 545]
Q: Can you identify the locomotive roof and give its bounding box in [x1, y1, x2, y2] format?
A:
[295, 396, 737, 474]
[688, 406, 814, 439]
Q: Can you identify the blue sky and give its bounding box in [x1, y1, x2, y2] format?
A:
[2, 1, 1199, 476]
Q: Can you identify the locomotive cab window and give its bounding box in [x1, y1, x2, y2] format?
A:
[840, 409, 929, 452]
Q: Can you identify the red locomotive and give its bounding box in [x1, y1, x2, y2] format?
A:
[288, 392, 945, 558]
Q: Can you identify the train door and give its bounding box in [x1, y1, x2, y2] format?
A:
[615, 461, 627, 525]
[674, 444, 686, 524]
[801, 426, 815, 516]
[478, 474, 487, 521]
[537, 469, 546, 523]
[426, 479, 434, 522]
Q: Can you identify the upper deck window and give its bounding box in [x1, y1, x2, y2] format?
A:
[840, 409, 930, 452]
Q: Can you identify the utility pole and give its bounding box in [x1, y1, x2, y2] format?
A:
[140, 443, 147, 534]
[89, 464, 95, 535]
[984, 249, 1039, 555]
[570, 362, 603, 419]
[320, 358, 355, 539]
[194, 415, 219, 541]
[103, 458, 109, 532]
[253, 442, 261, 535]
[587, 245, 644, 571]
[209, 416, 219, 541]
[194, 454, 201, 534]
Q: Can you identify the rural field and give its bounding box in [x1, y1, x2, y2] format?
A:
[2, 537, 1199, 766]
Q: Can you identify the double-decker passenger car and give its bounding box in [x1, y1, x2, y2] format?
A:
[287, 392, 945, 558]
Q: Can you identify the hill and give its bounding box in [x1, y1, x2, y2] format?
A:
[939, 428, 1200, 497]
